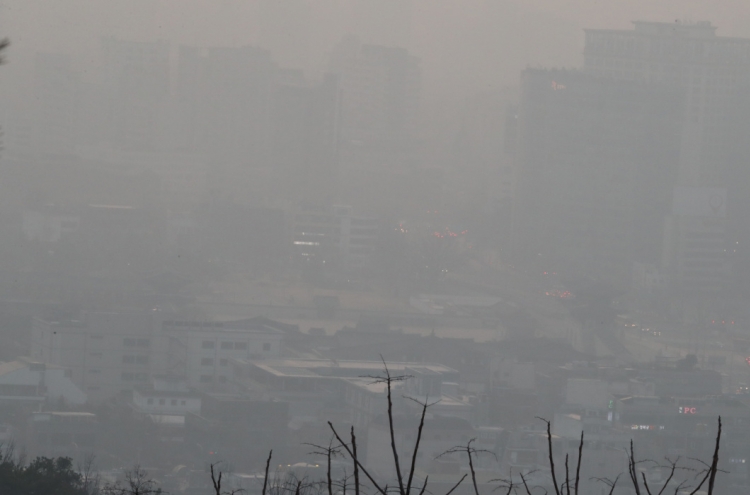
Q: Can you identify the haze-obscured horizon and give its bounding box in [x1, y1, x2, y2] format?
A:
[4, 0, 750, 99]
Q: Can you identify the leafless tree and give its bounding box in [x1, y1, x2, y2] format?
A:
[0, 38, 9, 65]
[279, 359, 726, 495]
[438, 439, 497, 495]
[329, 359, 466, 495]
[210, 461, 246, 495]
[102, 465, 161, 495]
[592, 418, 723, 495]
[77, 453, 101, 495]
[305, 436, 345, 495]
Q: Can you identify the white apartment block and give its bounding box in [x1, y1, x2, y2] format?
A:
[31, 312, 158, 403]
[162, 318, 283, 389]
[31, 312, 287, 402]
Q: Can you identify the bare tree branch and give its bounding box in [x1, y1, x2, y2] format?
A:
[329, 421, 388, 495]
[351, 427, 360, 495]
[641, 471, 653, 495]
[444, 474, 468, 495]
[574, 431, 583, 495]
[536, 418, 561, 495]
[656, 458, 680, 495]
[382, 357, 407, 495]
[404, 396, 440, 495]
[706, 416, 721, 495]
[263, 450, 273, 495]
[591, 475, 621, 495]
[417, 476, 429, 495]
[305, 436, 344, 495]
[438, 439, 496, 495]
[0, 39, 9, 65]
[211, 463, 223, 495]
[519, 471, 535, 495]
[627, 441, 642, 495]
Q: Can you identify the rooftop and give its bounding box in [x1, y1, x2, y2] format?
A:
[162, 316, 292, 335]
[250, 358, 458, 379]
[0, 358, 64, 377]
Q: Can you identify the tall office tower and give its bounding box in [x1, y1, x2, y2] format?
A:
[175, 45, 276, 167]
[513, 69, 682, 285]
[100, 37, 170, 151]
[32, 53, 79, 157]
[330, 36, 421, 167]
[583, 21, 750, 297]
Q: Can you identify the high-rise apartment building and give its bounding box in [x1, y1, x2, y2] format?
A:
[583, 21, 750, 296]
[513, 69, 682, 284]
[329, 35, 420, 169]
[584, 21, 750, 186]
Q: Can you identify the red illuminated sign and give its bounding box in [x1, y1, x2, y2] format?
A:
[678, 407, 697, 414]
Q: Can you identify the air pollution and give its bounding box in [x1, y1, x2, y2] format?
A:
[0, 1, 747, 494]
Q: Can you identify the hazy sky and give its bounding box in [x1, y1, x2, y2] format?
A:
[2, 0, 749, 100]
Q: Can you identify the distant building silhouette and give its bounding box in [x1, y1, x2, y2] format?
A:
[513, 68, 682, 284]
[330, 36, 420, 162]
[583, 21, 750, 297]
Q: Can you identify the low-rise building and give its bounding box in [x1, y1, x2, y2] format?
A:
[31, 312, 289, 401]
[0, 357, 86, 406]
[31, 312, 158, 403]
[238, 358, 462, 429]
[26, 411, 98, 462]
[131, 387, 201, 417]
[163, 318, 283, 389]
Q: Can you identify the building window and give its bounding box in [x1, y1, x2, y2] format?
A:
[123, 355, 135, 364]
[147, 398, 153, 405]
[171, 399, 177, 406]
[220, 342, 233, 350]
[200, 375, 213, 383]
[263, 343, 271, 352]
[201, 358, 214, 366]
[124, 338, 136, 347]
[202, 341, 214, 349]
[88, 369, 101, 374]
[220, 359, 228, 367]
[136, 355, 149, 365]
[181, 400, 186, 406]
[64, 369, 73, 378]
[123, 372, 147, 382]
[218, 375, 227, 383]
[159, 399, 165, 406]
[87, 386, 100, 391]
[234, 342, 247, 350]
[89, 352, 103, 358]
[136, 338, 150, 348]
